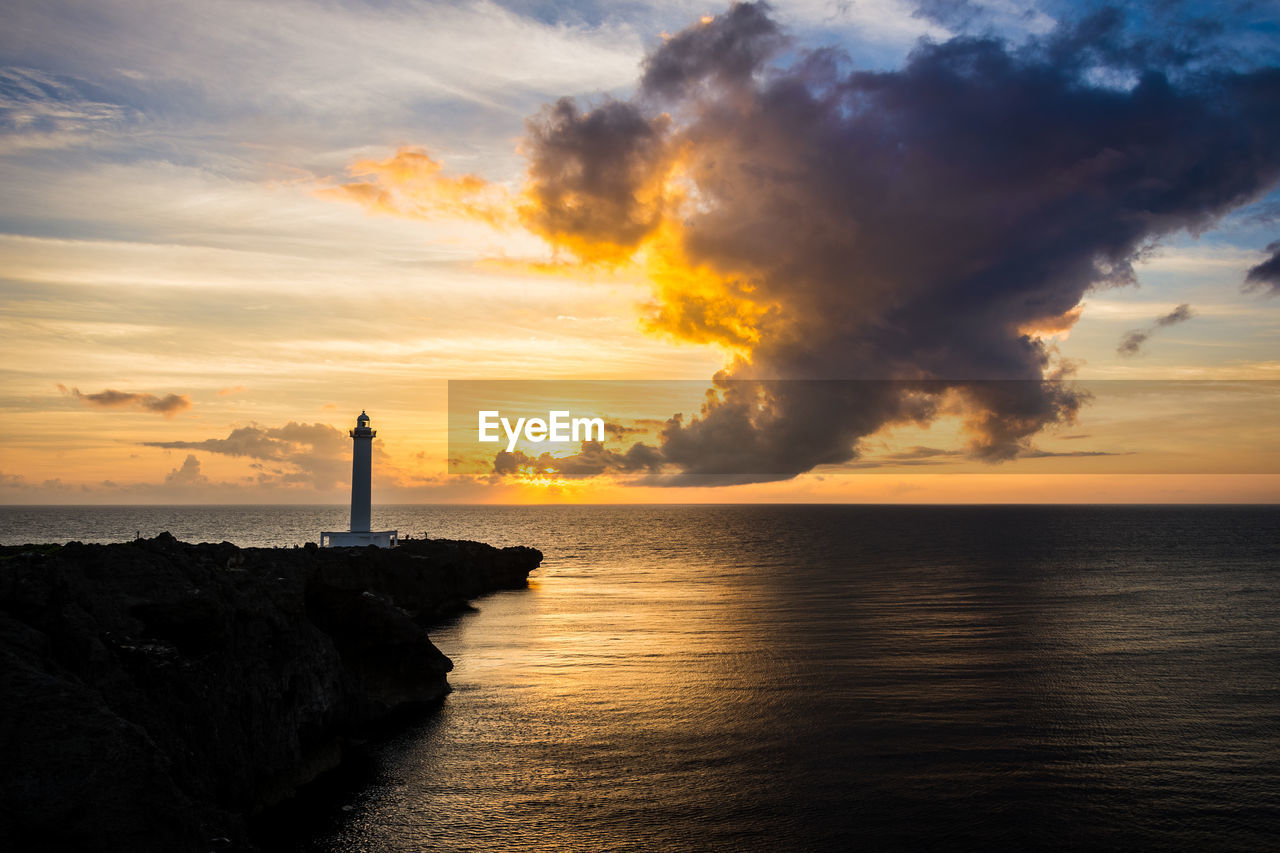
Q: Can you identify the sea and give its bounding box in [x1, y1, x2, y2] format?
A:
[2, 504, 1279, 851]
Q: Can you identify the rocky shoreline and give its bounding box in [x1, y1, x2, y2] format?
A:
[0, 533, 541, 852]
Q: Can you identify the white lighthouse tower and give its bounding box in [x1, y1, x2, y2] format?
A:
[349, 410, 374, 533]
[320, 411, 398, 548]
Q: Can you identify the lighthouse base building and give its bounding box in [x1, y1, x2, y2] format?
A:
[320, 529, 398, 548]
[321, 410, 398, 548]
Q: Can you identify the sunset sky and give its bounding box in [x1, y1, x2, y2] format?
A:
[2, 0, 1279, 504]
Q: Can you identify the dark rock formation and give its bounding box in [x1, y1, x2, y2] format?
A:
[0, 533, 541, 852]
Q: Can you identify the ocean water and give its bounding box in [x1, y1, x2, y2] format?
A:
[3, 505, 1279, 850]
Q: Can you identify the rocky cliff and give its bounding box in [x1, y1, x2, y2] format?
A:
[0, 533, 541, 852]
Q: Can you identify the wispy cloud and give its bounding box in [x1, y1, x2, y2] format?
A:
[1, 0, 646, 170]
[1244, 240, 1280, 295]
[1117, 303, 1196, 356]
[0, 66, 138, 154]
[58, 383, 191, 416]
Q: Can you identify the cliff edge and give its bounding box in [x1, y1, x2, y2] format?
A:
[0, 533, 541, 852]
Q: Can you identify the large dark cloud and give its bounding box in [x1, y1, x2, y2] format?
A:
[510, 2, 1280, 484]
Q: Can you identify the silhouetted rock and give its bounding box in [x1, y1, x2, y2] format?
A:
[0, 534, 540, 852]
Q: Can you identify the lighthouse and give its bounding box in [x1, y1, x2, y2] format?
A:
[349, 410, 373, 532]
[320, 411, 399, 548]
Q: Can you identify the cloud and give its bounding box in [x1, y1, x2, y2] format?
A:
[520, 99, 676, 263]
[216, 385, 245, 396]
[1018, 305, 1084, 341]
[0, 66, 138, 154]
[639, 2, 786, 100]
[1155, 303, 1196, 327]
[605, 419, 664, 439]
[1016, 448, 1128, 459]
[164, 454, 208, 487]
[883, 446, 964, 461]
[318, 147, 515, 227]
[836, 445, 966, 469]
[911, 0, 989, 31]
[0, 471, 28, 488]
[1117, 303, 1196, 356]
[1237, 202, 1280, 227]
[353, 3, 1280, 485]
[1, 0, 647, 166]
[508, 3, 1280, 482]
[142, 421, 356, 489]
[1244, 240, 1280, 294]
[58, 383, 191, 417]
[1116, 330, 1151, 356]
[491, 440, 664, 481]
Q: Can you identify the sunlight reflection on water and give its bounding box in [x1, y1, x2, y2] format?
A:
[299, 506, 1280, 852]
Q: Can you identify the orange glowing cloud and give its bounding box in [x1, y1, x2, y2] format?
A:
[317, 92, 775, 357]
[319, 146, 515, 227]
[635, 220, 770, 351]
[513, 98, 773, 352]
[1018, 305, 1084, 341]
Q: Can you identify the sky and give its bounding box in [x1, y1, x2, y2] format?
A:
[1, 0, 1279, 505]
